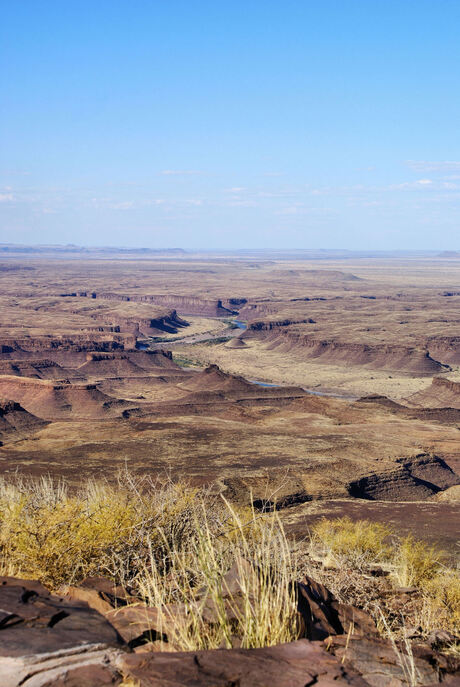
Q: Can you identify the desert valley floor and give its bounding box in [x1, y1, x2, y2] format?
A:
[0, 249, 459, 550]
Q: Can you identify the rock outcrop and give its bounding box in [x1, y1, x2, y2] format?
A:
[407, 376, 460, 409]
[347, 454, 460, 501]
[1, 574, 455, 687]
[118, 640, 368, 687]
[243, 325, 447, 375]
[0, 576, 124, 687]
[0, 399, 48, 443]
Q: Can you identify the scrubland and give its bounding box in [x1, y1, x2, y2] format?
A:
[0, 474, 457, 652]
[0, 254, 459, 681]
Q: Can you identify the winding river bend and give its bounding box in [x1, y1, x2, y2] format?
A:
[146, 317, 356, 400]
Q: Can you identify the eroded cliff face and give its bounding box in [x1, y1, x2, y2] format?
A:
[0, 359, 74, 379]
[0, 399, 49, 443]
[407, 376, 460, 409]
[347, 454, 459, 500]
[0, 377, 130, 420]
[246, 318, 315, 331]
[0, 336, 133, 359]
[88, 310, 188, 336]
[83, 292, 236, 317]
[427, 337, 460, 365]
[243, 322, 446, 375]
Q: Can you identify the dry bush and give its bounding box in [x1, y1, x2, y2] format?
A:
[0, 473, 211, 586]
[311, 516, 393, 568]
[0, 474, 299, 651]
[417, 572, 460, 636]
[310, 516, 460, 640]
[392, 535, 445, 588]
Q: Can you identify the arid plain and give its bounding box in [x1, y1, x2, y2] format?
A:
[0, 249, 459, 548]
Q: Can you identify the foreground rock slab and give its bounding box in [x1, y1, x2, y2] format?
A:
[0, 577, 124, 687]
[117, 639, 368, 687]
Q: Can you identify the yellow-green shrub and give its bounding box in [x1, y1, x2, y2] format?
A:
[392, 535, 445, 588]
[421, 572, 460, 634]
[311, 516, 393, 566]
[0, 475, 201, 586]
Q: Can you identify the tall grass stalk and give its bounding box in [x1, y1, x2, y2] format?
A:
[138, 497, 298, 650]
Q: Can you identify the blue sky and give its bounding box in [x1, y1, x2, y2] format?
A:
[1, 1, 460, 250]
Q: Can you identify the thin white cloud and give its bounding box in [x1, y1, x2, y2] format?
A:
[0, 169, 30, 176]
[406, 160, 460, 173]
[160, 170, 202, 176]
[227, 199, 259, 207]
[0, 193, 14, 202]
[109, 201, 135, 210]
[184, 199, 203, 206]
[145, 199, 166, 205]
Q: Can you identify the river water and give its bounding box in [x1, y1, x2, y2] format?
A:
[234, 320, 354, 399]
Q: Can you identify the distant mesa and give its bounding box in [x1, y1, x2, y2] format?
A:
[0, 398, 48, 442]
[0, 243, 187, 256]
[436, 250, 460, 258]
[244, 322, 446, 375]
[0, 376, 131, 420]
[77, 353, 146, 378]
[0, 359, 84, 381]
[75, 350, 182, 377]
[273, 269, 362, 281]
[179, 364, 254, 393]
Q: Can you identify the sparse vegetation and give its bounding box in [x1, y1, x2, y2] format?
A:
[310, 517, 460, 637]
[393, 534, 446, 588]
[0, 474, 299, 650]
[194, 335, 233, 346]
[0, 474, 201, 587]
[0, 475, 458, 656]
[172, 354, 204, 368]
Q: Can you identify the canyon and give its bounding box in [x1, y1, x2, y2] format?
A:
[0, 248, 459, 684]
[0, 250, 458, 547]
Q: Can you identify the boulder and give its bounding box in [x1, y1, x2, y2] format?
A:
[0, 577, 124, 687]
[327, 635, 440, 687]
[104, 604, 167, 645]
[116, 639, 368, 687]
[296, 575, 378, 640]
[61, 576, 135, 616]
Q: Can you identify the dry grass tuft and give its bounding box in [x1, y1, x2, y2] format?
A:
[139, 496, 297, 649]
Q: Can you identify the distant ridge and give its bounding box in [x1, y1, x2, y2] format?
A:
[0, 243, 187, 256]
[437, 250, 460, 258]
